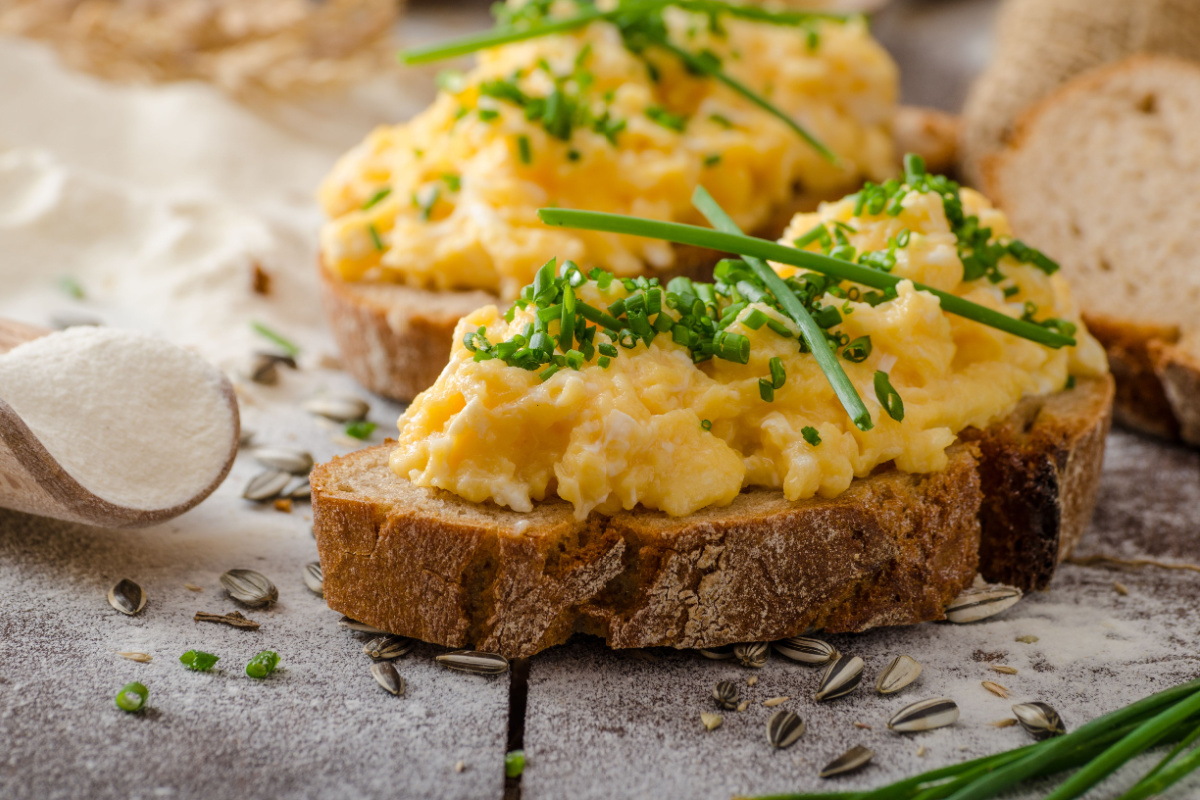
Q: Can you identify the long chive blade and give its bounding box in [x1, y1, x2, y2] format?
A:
[400, 10, 609, 64]
[658, 41, 838, 164]
[691, 186, 870, 430]
[670, 0, 847, 26]
[1127, 716, 1200, 788]
[536, 209, 1077, 349]
[251, 321, 300, 357]
[1114, 730, 1200, 800]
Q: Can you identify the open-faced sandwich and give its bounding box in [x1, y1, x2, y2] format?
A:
[311, 157, 1114, 659]
[317, 0, 958, 400]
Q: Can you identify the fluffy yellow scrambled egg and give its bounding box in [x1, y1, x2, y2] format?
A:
[319, 1, 897, 299]
[390, 183, 1108, 520]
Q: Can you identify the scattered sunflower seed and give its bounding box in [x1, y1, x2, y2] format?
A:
[700, 712, 723, 731]
[364, 635, 414, 660]
[302, 562, 323, 596]
[338, 616, 388, 635]
[455, 761, 466, 773]
[371, 661, 405, 696]
[107, 578, 146, 616]
[736, 700, 750, 713]
[713, 681, 739, 710]
[1015, 635, 1039, 644]
[888, 697, 960, 733]
[992, 718, 1019, 728]
[242, 469, 290, 501]
[982, 681, 1010, 699]
[773, 636, 838, 665]
[747, 676, 758, 686]
[815, 655, 864, 702]
[1114, 581, 1129, 596]
[734, 642, 769, 669]
[697, 644, 736, 660]
[183, 583, 204, 592]
[193, 610, 260, 630]
[945, 585, 1023, 623]
[1012, 702, 1066, 740]
[254, 447, 313, 476]
[766, 710, 805, 749]
[917, 745, 927, 757]
[220, 569, 278, 607]
[239, 428, 255, 447]
[876, 655, 923, 695]
[820, 745, 874, 778]
[435, 650, 510, 675]
[303, 395, 369, 423]
[117, 651, 152, 663]
[991, 664, 1018, 675]
[248, 352, 296, 385]
[285, 476, 311, 500]
[763, 696, 790, 708]
[853, 722, 873, 730]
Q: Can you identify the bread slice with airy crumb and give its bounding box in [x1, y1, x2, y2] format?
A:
[986, 56, 1200, 444]
[311, 376, 1112, 659]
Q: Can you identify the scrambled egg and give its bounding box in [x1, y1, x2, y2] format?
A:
[319, 2, 897, 299]
[390, 184, 1108, 520]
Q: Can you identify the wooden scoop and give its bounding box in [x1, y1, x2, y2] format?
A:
[0, 319, 239, 528]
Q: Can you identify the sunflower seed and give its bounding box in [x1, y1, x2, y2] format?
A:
[853, 722, 873, 730]
[697, 644, 736, 660]
[243, 469, 290, 501]
[982, 681, 1010, 699]
[992, 718, 1019, 728]
[820, 745, 874, 778]
[1113, 581, 1129, 596]
[254, 448, 313, 475]
[183, 583, 203, 592]
[763, 696, 790, 708]
[364, 635, 414, 660]
[876, 655, 922, 695]
[107, 578, 146, 615]
[815, 655, 864, 701]
[945, 585, 1023, 623]
[435, 650, 510, 675]
[285, 477, 311, 500]
[734, 642, 769, 669]
[773, 636, 838, 665]
[917, 745, 927, 757]
[248, 352, 296, 385]
[700, 712, 723, 731]
[219, 569, 278, 607]
[766, 710, 805, 749]
[1015, 634, 1039, 644]
[991, 664, 1018, 675]
[371, 661, 405, 696]
[303, 396, 369, 423]
[1012, 702, 1066, 740]
[736, 700, 750, 712]
[888, 697, 960, 732]
[338, 616, 388, 634]
[302, 562, 323, 596]
[116, 651, 152, 663]
[747, 676, 758, 686]
[713, 681, 739, 710]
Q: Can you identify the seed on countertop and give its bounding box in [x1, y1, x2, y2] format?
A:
[697, 644, 736, 660]
[107, 578, 146, 616]
[763, 696, 790, 708]
[853, 722, 873, 730]
[888, 697, 960, 733]
[337, 616, 388, 635]
[371, 661, 405, 696]
[1015, 635, 1039, 644]
[1114, 581, 1129, 596]
[435, 650, 510, 675]
[194, 610, 260, 630]
[766, 710, 805, 749]
[700, 712, 723, 731]
[945, 585, 1023, 623]
[876, 655, 922, 695]
[220, 569, 278, 607]
[116, 651, 152, 663]
[248, 352, 296, 385]
[747, 676, 758, 686]
[238, 428, 255, 447]
[737, 700, 750, 712]
[285, 476, 311, 500]
[303, 562, 323, 596]
[982, 681, 1010, 699]
[364, 635, 414, 660]
[455, 761, 465, 773]
[734, 642, 769, 669]
[1012, 702, 1066, 740]
[820, 745, 874, 778]
[815, 655, 864, 702]
[773, 636, 838, 665]
[713, 681, 739, 710]
[183, 583, 203, 592]
[242, 469, 290, 502]
[991, 664, 1018, 675]
[917, 745, 927, 757]
[303, 395, 370, 423]
[992, 718, 1019, 728]
[254, 447, 313, 475]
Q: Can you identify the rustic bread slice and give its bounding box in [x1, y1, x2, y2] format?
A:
[311, 375, 1112, 659]
[320, 108, 961, 401]
[986, 56, 1200, 445]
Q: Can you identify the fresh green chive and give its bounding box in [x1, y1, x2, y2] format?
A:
[442, 173, 461, 192]
[646, 105, 687, 132]
[245, 650, 280, 679]
[597, 356, 611, 368]
[874, 370, 904, 422]
[758, 378, 774, 402]
[701, 419, 713, 431]
[251, 321, 300, 358]
[742, 309, 768, 329]
[769, 356, 786, 389]
[709, 113, 735, 129]
[363, 187, 392, 210]
[58, 275, 85, 299]
[368, 223, 385, 251]
[704, 154, 722, 167]
[345, 421, 377, 440]
[841, 335, 872, 363]
[478, 108, 500, 122]
[517, 135, 533, 164]
[115, 681, 148, 713]
[505, 750, 526, 779]
[801, 426, 821, 446]
[180, 650, 219, 672]
[539, 364, 560, 381]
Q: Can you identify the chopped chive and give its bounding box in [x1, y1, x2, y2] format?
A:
[517, 135, 533, 164]
[701, 419, 713, 431]
[645, 105, 687, 132]
[478, 108, 500, 122]
[442, 173, 461, 191]
[841, 335, 871, 363]
[539, 364, 560, 381]
[597, 356, 611, 368]
[368, 223, 385, 251]
[801, 426, 821, 446]
[345, 421, 377, 440]
[245, 650, 280, 679]
[251, 321, 300, 358]
[709, 112, 735, 129]
[874, 370, 904, 422]
[58, 275, 85, 299]
[769, 356, 786, 389]
[505, 750, 526, 779]
[115, 681, 148, 712]
[180, 650, 219, 671]
[704, 153, 722, 167]
[758, 377, 774, 402]
[362, 187, 392, 210]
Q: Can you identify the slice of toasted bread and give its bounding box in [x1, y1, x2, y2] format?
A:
[986, 56, 1200, 445]
[311, 375, 1112, 659]
[320, 108, 961, 402]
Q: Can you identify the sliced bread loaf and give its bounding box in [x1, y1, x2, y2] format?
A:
[986, 56, 1200, 444]
[311, 376, 1112, 659]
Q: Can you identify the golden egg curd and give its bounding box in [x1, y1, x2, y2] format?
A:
[319, 0, 898, 299]
[390, 169, 1108, 520]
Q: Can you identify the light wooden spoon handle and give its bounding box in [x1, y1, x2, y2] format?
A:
[0, 319, 51, 355]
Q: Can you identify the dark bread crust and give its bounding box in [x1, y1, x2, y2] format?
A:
[311, 376, 1113, 658]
